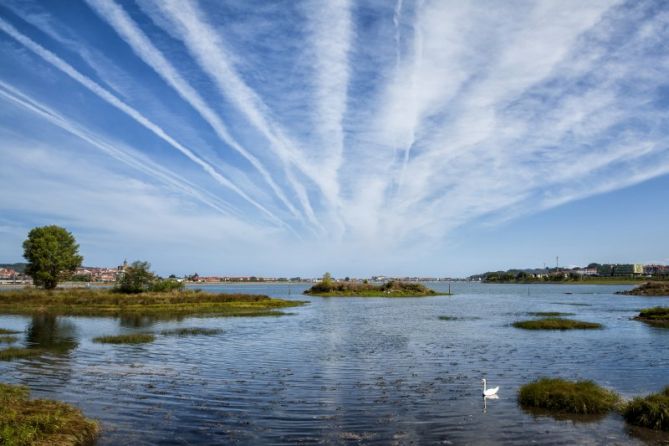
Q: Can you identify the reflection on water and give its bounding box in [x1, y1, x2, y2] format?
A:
[26, 314, 78, 354]
[0, 282, 668, 445]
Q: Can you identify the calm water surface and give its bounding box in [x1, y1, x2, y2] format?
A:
[1, 283, 669, 445]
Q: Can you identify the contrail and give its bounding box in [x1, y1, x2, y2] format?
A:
[85, 0, 304, 223]
[0, 81, 241, 218]
[147, 0, 326, 231]
[0, 16, 288, 229]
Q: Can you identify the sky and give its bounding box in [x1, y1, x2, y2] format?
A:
[1, 0, 668, 278]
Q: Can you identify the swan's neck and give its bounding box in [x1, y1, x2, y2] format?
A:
[483, 380, 487, 392]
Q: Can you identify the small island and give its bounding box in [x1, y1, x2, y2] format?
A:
[512, 317, 602, 330]
[617, 281, 669, 296]
[304, 274, 445, 297]
[633, 307, 669, 327]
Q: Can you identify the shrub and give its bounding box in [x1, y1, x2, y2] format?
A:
[518, 378, 619, 414]
[149, 278, 184, 293]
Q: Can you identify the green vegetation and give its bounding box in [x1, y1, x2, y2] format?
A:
[93, 333, 155, 344]
[634, 307, 669, 327]
[22, 225, 83, 289]
[161, 327, 223, 336]
[482, 271, 645, 284]
[512, 318, 602, 330]
[0, 288, 302, 318]
[0, 336, 18, 344]
[0, 382, 99, 445]
[518, 378, 620, 415]
[438, 315, 480, 321]
[622, 387, 669, 431]
[0, 328, 21, 334]
[619, 281, 669, 296]
[527, 312, 574, 317]
[0, 348, 47, 361]
[304, 276, 443, 297]
[114, 260, 184, 293]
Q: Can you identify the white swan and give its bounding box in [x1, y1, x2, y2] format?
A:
[481, 379, 499, 397]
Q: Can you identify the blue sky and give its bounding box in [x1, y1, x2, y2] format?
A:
[1, 0, 668, 277]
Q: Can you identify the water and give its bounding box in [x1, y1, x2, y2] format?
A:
[1, 282, 669, 445]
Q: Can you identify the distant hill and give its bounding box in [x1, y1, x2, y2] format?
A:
[0, 263, 27, 273]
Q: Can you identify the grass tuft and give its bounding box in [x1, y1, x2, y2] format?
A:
[512, 318, 602, 330]
[160, 327, 223, 336]
[0, 336, 18, 344]
[438, 315, 480, 321]
[0, 382, 99, 445]
[518, 378, 619, 415]
[0, 328, 21, 334]
[622, 387, 669, 431]
[0, 348, 46, 361]
[92, 333, 155, 344]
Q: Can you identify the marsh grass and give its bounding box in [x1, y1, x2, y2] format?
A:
[438, 316, 481, 321]
[0, 335, 18, 344]
[0, 382, 99, 445]
[92, 333, 155, 344]
[161, 327, 223, 336]
[0, 347, 46, 361]
[0, 289, 302, 318]
[551, 302, 592, 307]
[512, 318, 602, 330]
[634, 307, 669, 327]
[623, 387, 669, 431]
[527, 312, 575, 317]
[518, 378, 620, 415]
[0, 328, 21, 334]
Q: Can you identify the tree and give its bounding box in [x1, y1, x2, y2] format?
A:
[23, 225, 83, 289]
[115, 261, 156, 293]
[115, 261, 183, 293]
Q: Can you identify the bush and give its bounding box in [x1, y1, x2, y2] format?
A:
[518, 378, 619, 414]
[114, 261, 156, 293]
[149, 278, 184, 293]
[623, 387, 669, 431]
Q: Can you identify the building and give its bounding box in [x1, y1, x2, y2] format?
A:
[597, 264, 644, 277]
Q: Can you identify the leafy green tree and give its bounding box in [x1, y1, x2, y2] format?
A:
[23, 225, 83, 289]
[115, 261, 184, 293]
[115, 261, 156, 293]
[322, 272, 333, 286]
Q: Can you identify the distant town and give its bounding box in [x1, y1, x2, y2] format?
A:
[0, 261, 455, 285]
[470, 263, 669, 282]
[1, 260, 668, 286]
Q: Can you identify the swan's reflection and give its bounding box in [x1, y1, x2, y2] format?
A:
[483, 394, 499, 413]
